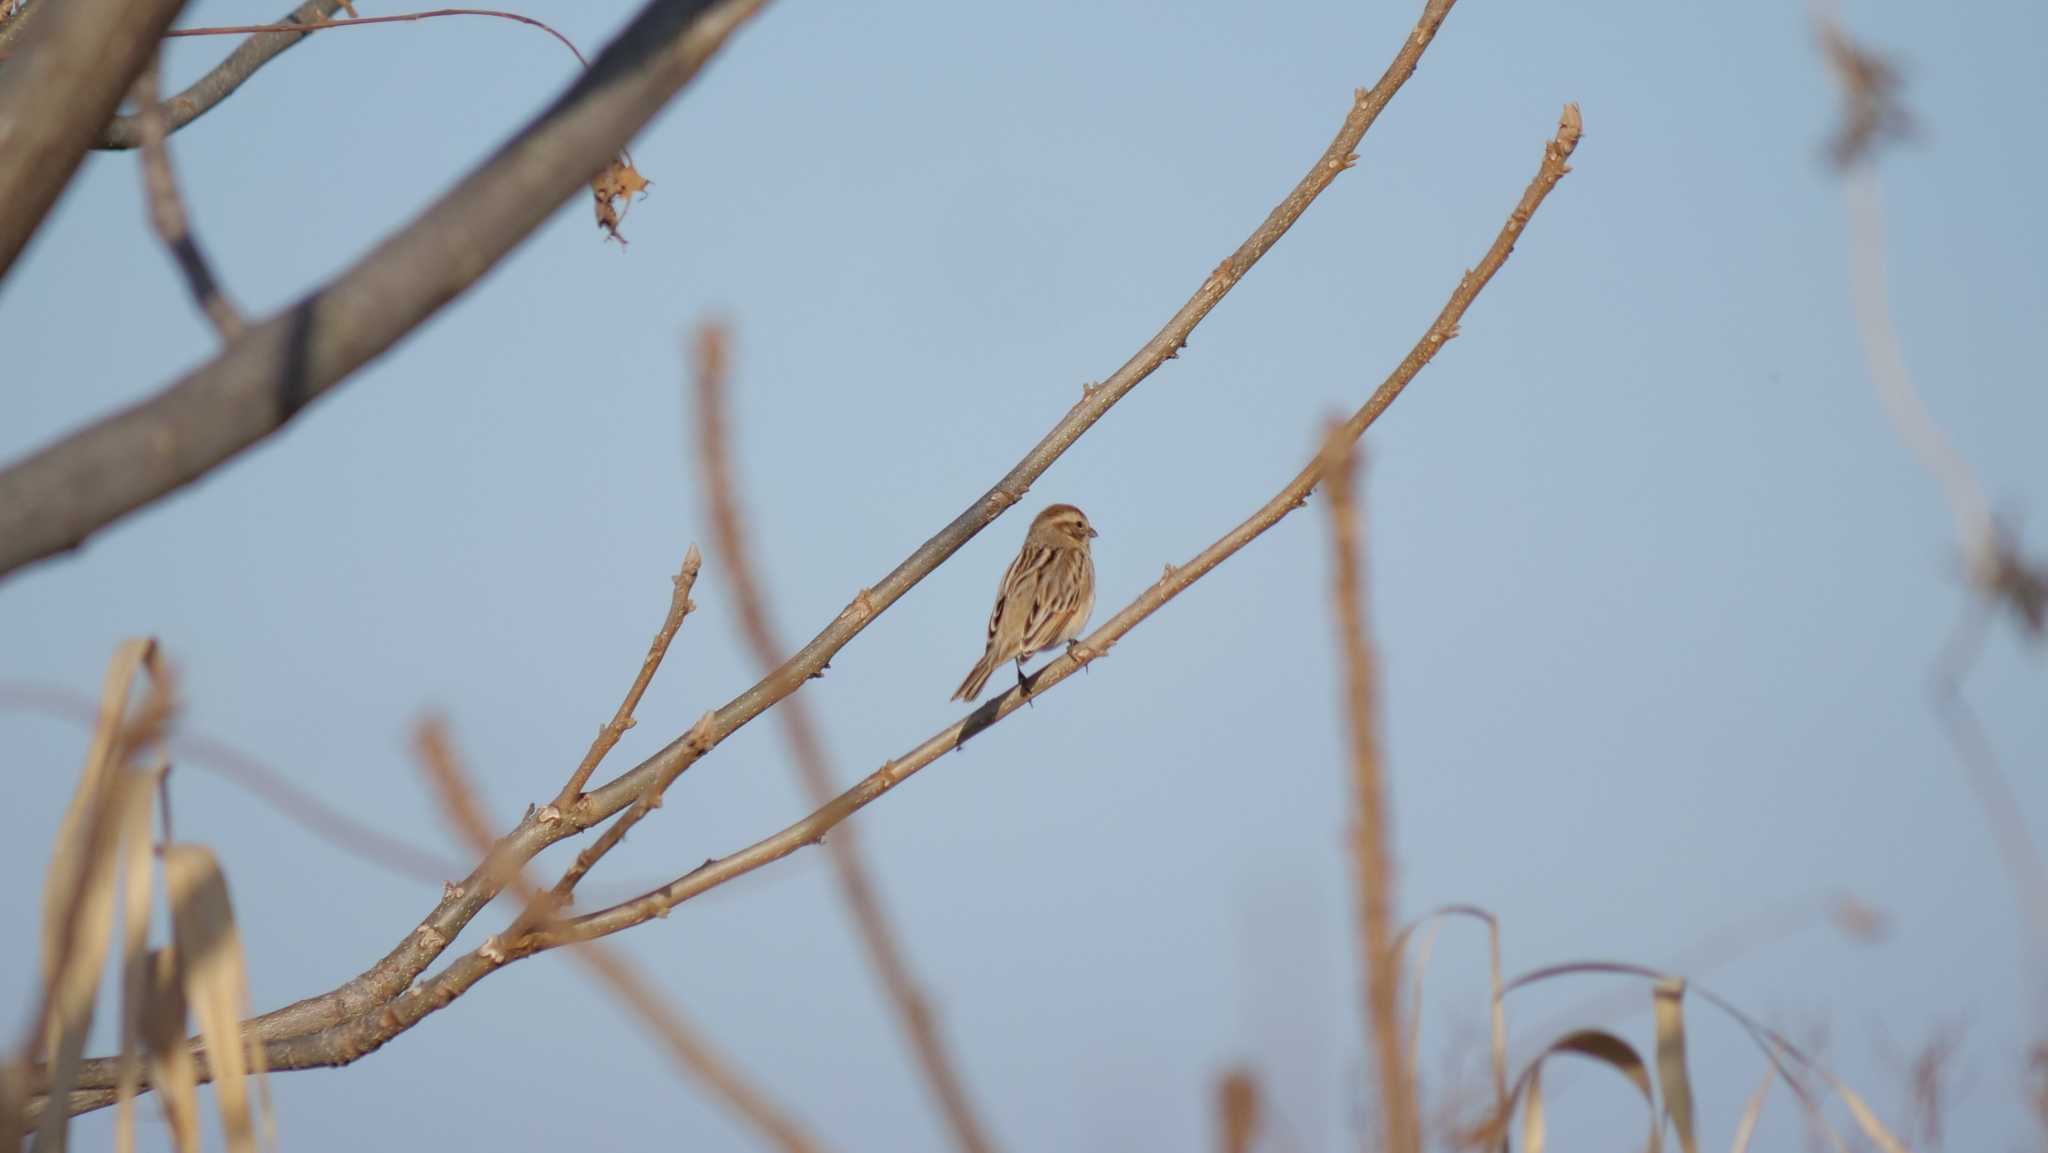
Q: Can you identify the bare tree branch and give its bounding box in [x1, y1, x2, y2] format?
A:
[0, 0, 772, 582]
[1317, 431, 1417, 1153]
[555, 545, 702, 806]
[0, 0, 188, 280]
[693, 323, 1001, 1153]
[36, 91, 1580, 1123]
[542, 103, 1583, 953]
[134, 54, 246, 342]
[32, 0, 1480, 1115]
[95, 1, 352, 151]
[415, 719, 828, 1153]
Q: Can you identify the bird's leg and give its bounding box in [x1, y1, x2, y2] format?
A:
[1066, 639, 1093, 672]
[1015, 658, 1034, 705]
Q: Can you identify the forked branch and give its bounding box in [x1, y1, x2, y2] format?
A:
[541, 105, 1585, 950]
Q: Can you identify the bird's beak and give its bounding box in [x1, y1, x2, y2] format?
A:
[1086, 526, 1099, 538]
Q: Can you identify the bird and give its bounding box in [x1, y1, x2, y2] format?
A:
[952, 503, 1098, 702]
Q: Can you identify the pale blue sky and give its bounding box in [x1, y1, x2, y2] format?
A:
[4, 0, 2046, 1149]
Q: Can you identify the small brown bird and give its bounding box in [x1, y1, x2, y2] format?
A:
[952, 503, 1099, 701]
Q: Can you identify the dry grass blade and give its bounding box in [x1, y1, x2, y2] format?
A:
[112, 767, 160, 1153]
[31, 640, 169, 1153]
[1727, 1067, 1773, 1153]
[38, 639, 154, 986]
[1404, 920, 1443, 1078]
[162, 845, 267, 1153]
[1319, 431, 1416, 1153]
[139, 949, 201, 1153]
[1792, 1054, 1909, 1153]
[1393, 904, 1509, 1141]
[1653, 980, 1698, 1153]
[1392, 901, 1507, 1130]
[1467, 1030, 1659, 1153]
[1500, 961, 1913, 1153]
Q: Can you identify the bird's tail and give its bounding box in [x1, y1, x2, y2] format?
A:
[952, 651, 998, 702]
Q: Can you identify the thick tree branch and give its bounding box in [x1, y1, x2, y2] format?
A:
[0, 0, 771, 583]
[693, 324, 1001, 1153]
[96, 1, 351, 151]
[33, 0, 1472, 1117]
[0, 0, 188, 280]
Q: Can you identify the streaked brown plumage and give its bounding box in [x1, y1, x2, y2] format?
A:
[952, 504, 1098, 701]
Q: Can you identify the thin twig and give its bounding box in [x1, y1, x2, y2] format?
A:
[529, 544, 705, 906]
[133, 54, 245, 342]
[539, 105, 1584, 952]
[693, 323, 1000, 1153]
[1318, 432, 1416, 1153]
[555, 545, 702, 806]
[34, 0, 1478, 1112]
[96, 1, 351, 151]
[413, 719, 825, 1153]
[164, 8, 588, 66]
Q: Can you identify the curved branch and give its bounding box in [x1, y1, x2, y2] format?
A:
[0, 0, 188, 280]
[32, 0, 1471, 1118]
[95, 1, 350, 151]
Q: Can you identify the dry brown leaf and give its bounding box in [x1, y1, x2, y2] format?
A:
[592, 155, 652, 245]
[140, 948, 201, 1153]
[1654, 980, 1699, 1153]
[164, 845, 267, 1153]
